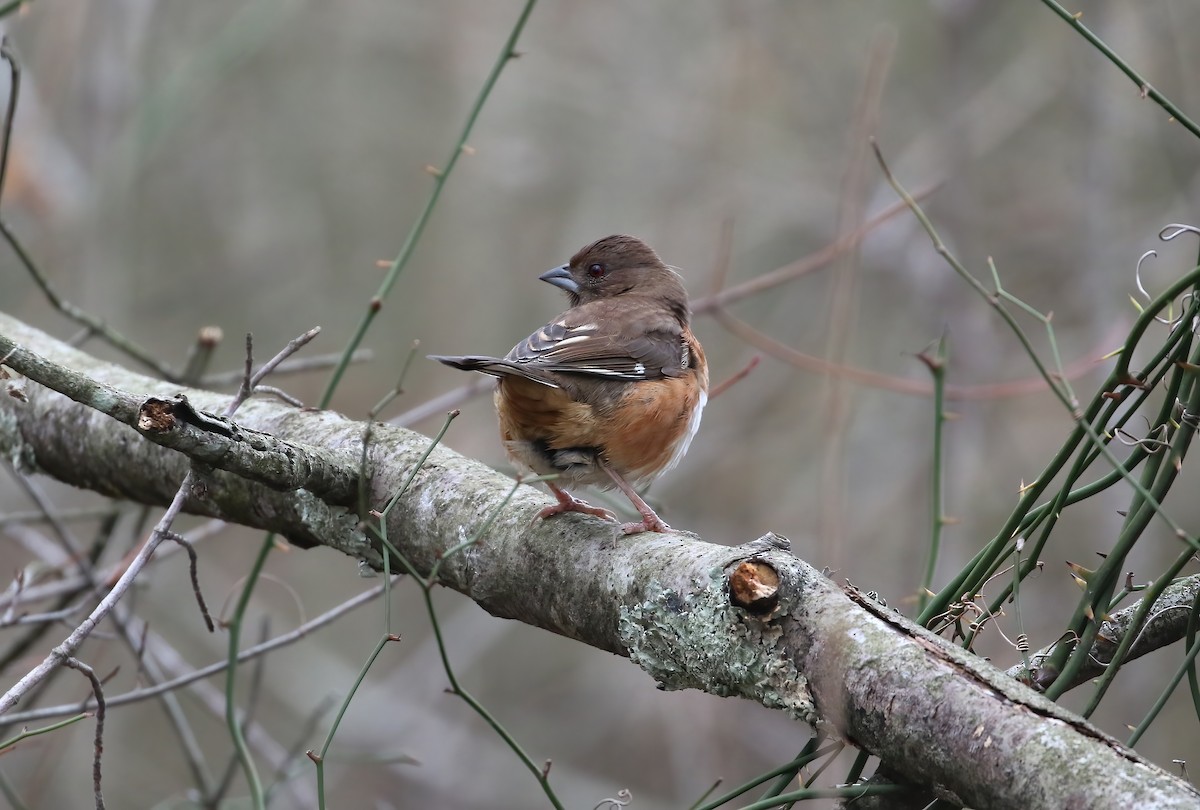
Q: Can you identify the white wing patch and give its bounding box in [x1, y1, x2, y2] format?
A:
[582, 368, 646, 378]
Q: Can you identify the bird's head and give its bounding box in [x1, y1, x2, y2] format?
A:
[539, 235, 689, 321]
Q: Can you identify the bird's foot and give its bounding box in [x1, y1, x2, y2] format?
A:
[620, 515, 672, 535]
[537, 486, 618, 524]
[600, 463, 674, 535]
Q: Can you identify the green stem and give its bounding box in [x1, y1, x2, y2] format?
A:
[223, 535, 273, 809]
[918, 335, 948, 613]
[319, 0, 540, 406]
[1010, 543, 1031, 679]
[426, 590, 564, 808]
[0, 712, 88, 753]
[843, 749, 871, 785]
[312, 632, 398, 810]
[1039, 0, 1200, 140]
[690, 738, 832, 810]
[354, 441, 561, 807]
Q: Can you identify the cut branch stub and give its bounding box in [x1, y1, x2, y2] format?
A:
[728, 559, 781, 615]
[136, 397, 177, 432]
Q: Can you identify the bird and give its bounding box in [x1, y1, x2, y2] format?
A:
[430, 234, 708, 535]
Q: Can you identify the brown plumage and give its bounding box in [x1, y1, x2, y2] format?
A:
[431, 234, 708, 535]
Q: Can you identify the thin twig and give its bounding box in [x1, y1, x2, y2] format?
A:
[0, 598, 91, 628]
[710, 303, 1110, 400]
[9, 470, 89, 569]
[917, 334, 949, 615]
[112, 607, 217, 802]
[264, 695, 334, 805]
[0, 506, 125, 529]
[0, 712, 89, 754]
[0, 519, 226, 612]
[179, 326, 224, 386]
[235, 333, 255, 406]
[0, 38, 19, 202]
[708, 354, 760, 399]
[250, 384, 304, 407]
[819, 33, 894, 568]
[199, 348, 373, 387]
[60, 657, 105, 810]
[1039, 0, 1200, 140]
[0, 583, 388, 727]
[211, 619, 272, 806]
[365, 472, 566, 810]
[161, 531, 214, 632]
[690, 183, 941, 316]
[247, 327, 321, 395]
[393, 376, 491, 427]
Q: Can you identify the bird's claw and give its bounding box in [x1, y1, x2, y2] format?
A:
[536, 495, 617, 524]
[620, 516, 672, 535]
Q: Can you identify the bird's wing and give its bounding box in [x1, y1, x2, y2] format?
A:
[505, 300, 688, 382]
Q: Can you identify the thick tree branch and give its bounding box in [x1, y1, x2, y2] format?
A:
[1007, 572, 1200, 690]
[0, 312, 1196, 809]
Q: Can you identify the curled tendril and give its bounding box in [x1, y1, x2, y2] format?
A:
[1158, 224, 1200, 242]
[593, 789, 633, 810]
[1135, 250, 1186, 327]
[1133, 223, 1200, 333]
[1113, 418, 1171, 452]
[1180, 408, 1200, 430]
[1136, 250, 1158, 298]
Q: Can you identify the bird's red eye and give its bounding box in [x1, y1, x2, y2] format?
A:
[588, 263, 606, 278]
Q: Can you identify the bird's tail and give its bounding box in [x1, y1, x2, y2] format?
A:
[429, 355, 558, 387]
[428, 354, 508, 375]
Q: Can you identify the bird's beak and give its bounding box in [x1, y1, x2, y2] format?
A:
[539, 265, 579, 294]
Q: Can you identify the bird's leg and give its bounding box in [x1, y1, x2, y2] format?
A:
[601, 463, 672, 535]
[537, 482, 618, 524]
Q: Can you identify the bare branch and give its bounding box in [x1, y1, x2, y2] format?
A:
[60, 657, 105, 810]
[200, 348, 373, 387]
[160, 531, 214, 633]
[1007, 573, 1200, 690]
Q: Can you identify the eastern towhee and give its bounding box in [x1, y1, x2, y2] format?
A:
[431, 234, 708, 535]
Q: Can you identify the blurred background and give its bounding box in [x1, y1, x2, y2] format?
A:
[3, 1, 1200, 807]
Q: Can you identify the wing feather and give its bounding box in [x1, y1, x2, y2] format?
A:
[505, 298, 687, 381]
